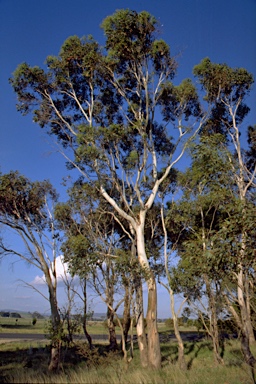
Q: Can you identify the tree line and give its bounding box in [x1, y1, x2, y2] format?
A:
[0, 9, 255, 372]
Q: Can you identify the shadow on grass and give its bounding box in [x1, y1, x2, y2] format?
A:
[160, 338, 214, 370]
[227, 347, 244, 367]
[186, 341, 213, 370]
[159, 330, 212, 369]
[0, 342, 124, 383]
[161, 344, 179, 364]
[0, 346, 48, 383]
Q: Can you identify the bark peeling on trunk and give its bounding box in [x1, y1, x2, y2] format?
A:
[136, 219, 162, 369]
[146, 274, 161, 369]
[48, 346, 61, 371]
[135, 275, 148, 368]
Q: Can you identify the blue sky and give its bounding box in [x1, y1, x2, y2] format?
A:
[0, 0, 255, 318]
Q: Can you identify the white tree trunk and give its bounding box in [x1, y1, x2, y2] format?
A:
[136, 218, 161, 369]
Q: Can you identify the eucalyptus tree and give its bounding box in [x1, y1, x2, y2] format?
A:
[55, 182, 98, 348]
[160, 202, 188, 370]
[0, 171, 61, 371]
[194, 59, 256, 365]
[166, 134, 235, 364]
[153, 167, 188, 370]
[10, 9, 204, 367]
[55, 181, 134, 351]
[167, 103, 256, 365]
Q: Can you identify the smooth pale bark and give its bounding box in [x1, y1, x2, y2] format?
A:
[42, 258, 62, 371]
[136, 221, 161, 369]
[115, 315, 131, 364]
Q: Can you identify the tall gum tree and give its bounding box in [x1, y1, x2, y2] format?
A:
[194, 58, 256, 365]
[10, 10, 205, 368]
[0, 171, 61, 371]
[167, 135, 234, 364]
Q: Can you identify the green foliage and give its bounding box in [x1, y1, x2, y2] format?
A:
[166, 128, 255, 309]
[0, 171, 57, 229]
[181, 307, 191, 323]
[159, 79, 201, 124]
[193, 57, 254, 103]
[101, 10, 157, 60]
[45, 318, 64, 346]
[9, 8, 180, 189]
[164, 318, 173, 329]
[246, 125, 256, 173]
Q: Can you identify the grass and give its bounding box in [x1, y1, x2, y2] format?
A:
[0, 317, 199, 336]
[0, 318, 255, 383]
[0, 317, 129, 335]
[0, 335, 255, 383]
[0, 317, 47, 334]
[0, 318, 111, 335]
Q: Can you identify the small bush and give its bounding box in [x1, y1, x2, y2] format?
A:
[32, 318, 37, 326]
[165, 318, 173, 328]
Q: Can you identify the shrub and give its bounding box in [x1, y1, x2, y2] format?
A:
[32, 318, 37, 326]
[164, 318, 173, 328]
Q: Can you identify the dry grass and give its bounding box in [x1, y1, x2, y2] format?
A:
[0, 338, 255, 384]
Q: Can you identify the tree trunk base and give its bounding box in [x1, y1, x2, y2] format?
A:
[241, 335, 256, 367]
[48, 345, 60, 371]
[178, 352, 187, 370]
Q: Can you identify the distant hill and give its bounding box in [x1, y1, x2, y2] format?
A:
[92, 313, 107, 320]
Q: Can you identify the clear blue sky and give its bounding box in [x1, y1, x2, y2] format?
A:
[0, 0, 255, 317]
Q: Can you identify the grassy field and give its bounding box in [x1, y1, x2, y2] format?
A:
[0, 336, 255, 383]
[0, 316, 198, 335]
[0, 317, 131, 335]
[0, 317, 47, 334]
[1, 317, 255, 383]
